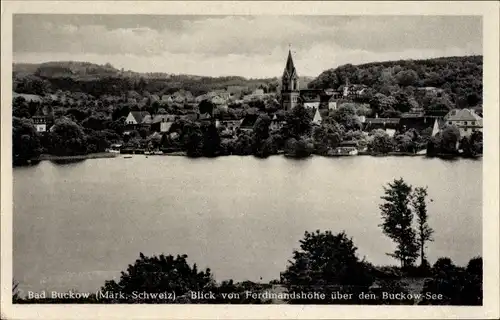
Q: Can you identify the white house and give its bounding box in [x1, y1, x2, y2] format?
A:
[444, 109, 483, 137]
[125, 111, 151, 129]
[33, 116, 47, 132]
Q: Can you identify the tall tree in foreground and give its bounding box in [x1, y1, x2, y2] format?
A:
[412, 186, 434, 269]
[379, 178, 419, 269]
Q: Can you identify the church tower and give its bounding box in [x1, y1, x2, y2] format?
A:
[281, 49, 300, 111]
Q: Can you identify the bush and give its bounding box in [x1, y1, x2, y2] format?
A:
[419, 257, 482, 305]
[101, 253, 215, 303]
[281, 230, 374, 304]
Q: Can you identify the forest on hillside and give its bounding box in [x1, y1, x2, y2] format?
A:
[13, 61, 311, 97]
[308, 55, 483, 112]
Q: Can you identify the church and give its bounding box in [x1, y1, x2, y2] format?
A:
[280, 49, 301, 110]
[280, 49, 339, 112]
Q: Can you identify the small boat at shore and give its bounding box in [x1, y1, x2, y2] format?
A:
[123, 156, 133, 159]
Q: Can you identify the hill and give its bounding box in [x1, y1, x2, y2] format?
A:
[12, 61, 312, 97]
[308, 55, 482, 110]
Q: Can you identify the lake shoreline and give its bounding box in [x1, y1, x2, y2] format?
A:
[24, 151, 482, 163]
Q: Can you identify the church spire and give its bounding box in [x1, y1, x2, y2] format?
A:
[283, 47, 297, 79]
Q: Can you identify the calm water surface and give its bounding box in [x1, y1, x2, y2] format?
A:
[13, 156, 482, 293]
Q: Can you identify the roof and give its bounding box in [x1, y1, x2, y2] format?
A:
[179, 113, 198, 122]
[33, 107, 46, 117]
[152, 114, 176, 123]
[364, 118, 400, 125]
[399, 117, 435, 131]
[312, 108, 322, 123]
[283, 50, 298, 80]
[363, 118, 400, 131]
[13, 92, 43, 102]
[130, 111, 151, 123]
[240, 114, 259, 128]
[445, 109, 482, 122]
[272, 113, 286, 122]
[142, 114, 153, 124]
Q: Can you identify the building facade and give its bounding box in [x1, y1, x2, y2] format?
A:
[444, 108, 483, 137]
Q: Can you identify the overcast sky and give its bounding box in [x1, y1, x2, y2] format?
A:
[13, 15, 482, 78]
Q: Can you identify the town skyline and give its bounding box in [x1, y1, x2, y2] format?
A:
[13, 15, 482, 78]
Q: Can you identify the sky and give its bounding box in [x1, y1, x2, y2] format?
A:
[13, 15, 482, 78]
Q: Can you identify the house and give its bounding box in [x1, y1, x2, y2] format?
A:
[161, 95, 173, 104]
[216, 116, 242, 130]
[239, 114, 259, 132]
[124, 111, 151, 130]
[319, 94, 343, 111]
[270, 113, 286, 131]
[339, 79, 368, 98]
[32, 111, 48, 133]
[211, 95, 226, 105]
[172, 92, 186, 104]
[443, 108, 483, 137]
[227, 86, 245, 97]
[32, 106, 54, 133]
[151, 114, 176, 132]
[252, 89, 265, 98]
[301, 93, 321, 110]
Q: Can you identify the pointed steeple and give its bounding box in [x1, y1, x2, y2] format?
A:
[283, 48, 298, 79]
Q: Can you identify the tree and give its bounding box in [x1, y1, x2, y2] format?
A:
[252, 114, 271, 156]
[420, 257, 482, 305]
[284, 137, 313, 158]
[101, 253, 215, 303]
[12, 97, 31, 118]
[14, 74, 51, 95]
[198, 99, 215, 116]
[184, 122, 204, 157]
[281, 230, 374, 304]
[369, 129, 394, 154]
[48, 117, 88, 156]
[439, 125, 461, 154]
[379, 178, 419, 269]
[201, 122, 221, 157]
[395, 70, 419, 87]
[312, 122, 342, 155]
[12, 117, 42, 165]
[393, 91, 413, 113]
[332, 105, 362, 131]
[460, 130, 482, 157]
[233, 131, 253, 155]
[394, 132, 415, 153]
[412, 187, 434, 269]
[283, 104, 312, 138]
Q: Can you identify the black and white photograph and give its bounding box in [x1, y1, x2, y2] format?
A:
[1, 1, 499, 319]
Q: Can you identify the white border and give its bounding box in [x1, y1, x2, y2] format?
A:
[1, 1, 499, 319]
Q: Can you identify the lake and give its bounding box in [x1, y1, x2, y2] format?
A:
[13, 155, 482, 294]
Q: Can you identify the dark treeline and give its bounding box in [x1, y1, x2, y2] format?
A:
[13, 61, 293, 97]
